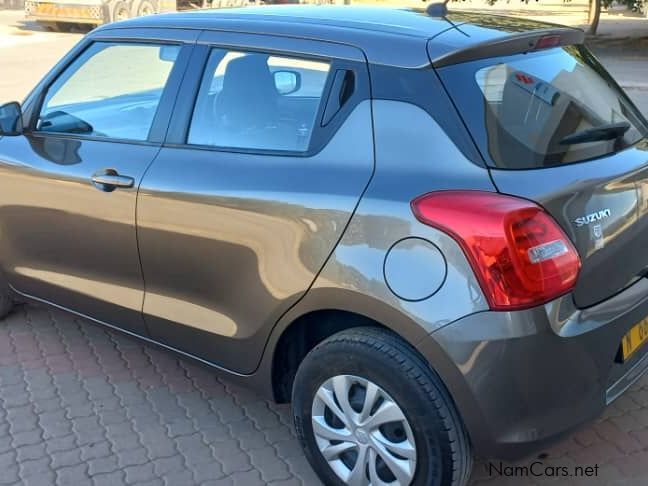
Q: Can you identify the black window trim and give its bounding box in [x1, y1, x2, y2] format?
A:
[163, 31, 371, 158]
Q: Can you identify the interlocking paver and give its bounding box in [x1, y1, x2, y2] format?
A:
[267, 479, 301, 486]
[56, 462, 90, 484]
[0, 304, 647, 485]
[249, 446, 292, 482]
[124, 462, 156, 484]
[87, 454, 119, 476]
[152, 455, 184, 476]
[51, 447, 82, 469]
[19, 455, 51, 477]
[189, 460, 225, 482]
[80, 441, 112, 461]
[218, 449, 253, 475]
[0, 435, 13, 455]
[6, 405, 38, 433]
[16, 442, 46, 462]
[22, 471, 56, 486]
[91, 470, 125, 486]
[134, 479, 163, 486]
[161, 468, 193, 486]
[116, 447, 149, 468]
[12, 429, 42, 448]
[0, 465, 19, 485]
[165, 417, 195, 438]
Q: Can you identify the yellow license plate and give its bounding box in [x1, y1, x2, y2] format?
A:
[621, 319, 648, 361]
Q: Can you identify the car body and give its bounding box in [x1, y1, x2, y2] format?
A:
[1, 5, 648, 485]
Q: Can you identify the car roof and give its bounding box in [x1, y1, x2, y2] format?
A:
[100, 5, 575, 68]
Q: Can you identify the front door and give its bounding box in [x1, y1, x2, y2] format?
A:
[0, 38, 192, 334]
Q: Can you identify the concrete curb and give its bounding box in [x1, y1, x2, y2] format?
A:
[586, 36, 648, 48]
[619, 82, 648, 90]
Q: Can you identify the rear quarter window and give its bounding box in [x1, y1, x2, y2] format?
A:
[438, 45, 648, 169]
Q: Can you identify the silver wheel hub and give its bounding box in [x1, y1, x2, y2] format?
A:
[311, 375, 417, 486]
[355, 428, 369, 444]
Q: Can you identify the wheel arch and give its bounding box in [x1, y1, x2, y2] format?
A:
[262, 286, 482, 457]
[266, 287, 433, 404]
[271, 308, 385, 403]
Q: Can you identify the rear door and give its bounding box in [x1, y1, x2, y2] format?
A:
[136, 32, 373, 373]
[437, 42, 648, 308]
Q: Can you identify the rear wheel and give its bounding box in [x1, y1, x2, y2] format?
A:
[292, 327, 472, 486]
[0, 277, 14, 320]
[110, 0, 131, 23]
[131, 0, 157, 17]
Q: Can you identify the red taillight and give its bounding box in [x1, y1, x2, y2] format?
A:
[535, 35, 561, 50]
[411, 191, 581, 310]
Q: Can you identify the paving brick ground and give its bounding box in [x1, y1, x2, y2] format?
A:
[1, 303, 648, 485]
[0, 303, 322, 486]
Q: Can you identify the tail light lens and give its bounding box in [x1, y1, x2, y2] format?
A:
[535, 35, 562, 50]
[411, 191, 581, 310]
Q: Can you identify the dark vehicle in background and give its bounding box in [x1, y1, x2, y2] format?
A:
[1, 6, 648, 486]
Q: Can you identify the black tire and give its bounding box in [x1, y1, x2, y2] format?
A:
[42, 22, 71, 32]
[76, 23, 95, 33]
[0, 277, 14, 320]
[131, 0, 157, 17]
[110, 0, 131, 23]
[292, 327, 472, 486]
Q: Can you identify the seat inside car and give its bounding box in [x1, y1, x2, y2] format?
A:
[188, 50, 321, 152]
[214, 54, 278, 133]
[209, 53, 303, 151]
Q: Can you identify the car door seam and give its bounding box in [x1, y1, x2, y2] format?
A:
[250, 49, 377, 375]
[135, 36, 199, 336]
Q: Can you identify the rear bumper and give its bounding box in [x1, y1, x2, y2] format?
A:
[419, 278, 648, 460]
[24, 1, 106, 24]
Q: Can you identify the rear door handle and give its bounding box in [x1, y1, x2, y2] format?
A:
[91, 169, 134, 191]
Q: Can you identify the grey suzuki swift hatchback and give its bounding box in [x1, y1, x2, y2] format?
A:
[1, 5, 648, 485]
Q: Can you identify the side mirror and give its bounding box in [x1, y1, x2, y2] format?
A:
[273, 70, 301, 95]
[0, 102, 23, 136]
[158, 45, 180, 63]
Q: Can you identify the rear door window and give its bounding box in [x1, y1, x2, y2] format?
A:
[188, 49, 331, 152]
[438, 45, 648, 169]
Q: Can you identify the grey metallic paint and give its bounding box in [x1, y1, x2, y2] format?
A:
[0, 134, 155, 335]
[491, 141, 648, 308]
[137, 101, 375, 374]
[428, 278, 648, 458]
[308, 100, 492, 339]
[1, 8, 647, 466]
[383, 237, 447, 302]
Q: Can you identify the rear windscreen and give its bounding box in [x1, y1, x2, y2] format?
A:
[438, 45, 648, 169]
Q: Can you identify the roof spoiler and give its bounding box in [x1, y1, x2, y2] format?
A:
[431, 28, 585, 68]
